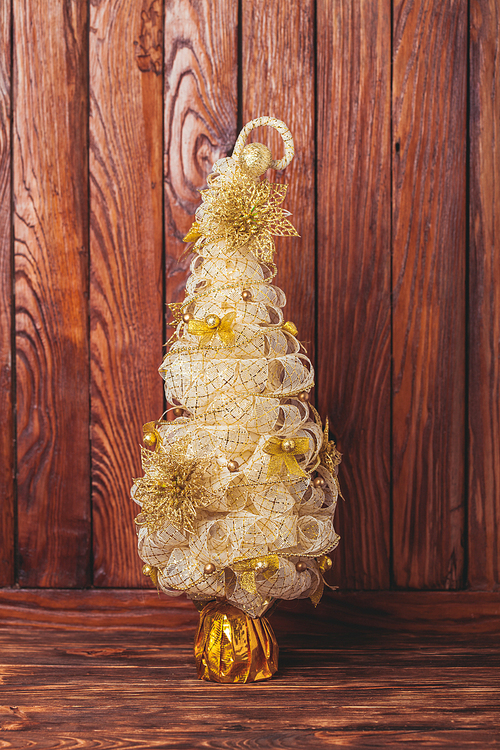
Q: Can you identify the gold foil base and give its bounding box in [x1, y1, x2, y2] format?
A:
[194, 600, 279, 683]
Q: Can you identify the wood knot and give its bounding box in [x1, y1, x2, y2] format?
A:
[134, 0, 163, 74]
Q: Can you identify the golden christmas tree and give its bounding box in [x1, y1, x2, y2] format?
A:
[132, 117, 341, 683]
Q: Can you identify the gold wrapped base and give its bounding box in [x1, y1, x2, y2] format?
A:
[194, 601, 279, 683]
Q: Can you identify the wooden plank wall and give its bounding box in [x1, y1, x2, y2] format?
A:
[469, 0, 500, 590]
[392, 0, 467, 589]
[14, 0, 90, 587]
[0, 0, 498, 605]
[0, 0, 13, 586]
[317, 0, 392, 590]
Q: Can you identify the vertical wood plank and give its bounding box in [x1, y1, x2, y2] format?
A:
[316, 0, 392, 589]
[469, 0, 500, 589]
[392, 0, 466, 589]
[90, 0, 164, 586]
[163, 0, 238, 311]
[241, 0, 315, 356]
[0, 0, 13, 585]
[14, 0, 90, 586]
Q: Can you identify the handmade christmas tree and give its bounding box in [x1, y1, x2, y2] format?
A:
[132, 117, 341, 683]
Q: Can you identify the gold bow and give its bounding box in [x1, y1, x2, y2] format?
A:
[281, 320, 298, 336]
[187, 312, 236, 347]
[263, 437, 310, 478]
[183, 221, 203, 243]
[232, 554, 280, 594]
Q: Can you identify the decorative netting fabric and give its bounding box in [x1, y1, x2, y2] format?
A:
[131, 145, 340, 619]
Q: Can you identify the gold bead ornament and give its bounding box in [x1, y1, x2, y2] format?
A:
[281, 438, 296, 453]
[238, 142, 273, 178]
[142, 564, 152, 576]
[241, 289, 253, 302]
[182, 312, 193, 323]
[203, 563, 216, 575]
[312, 476, 325, 488]
[298, 391, 310, 402]
[317, 555, 332, 573]
[254, 560, 269, 572]
[143, 431, 157, 449]
[173, 407, 184, 417]
[205, 314, 221, 329]
[295, 561, 307, 573]
[227, 460, 239, 472]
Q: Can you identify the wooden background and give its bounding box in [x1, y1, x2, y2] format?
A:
[0, 0, 499, 626]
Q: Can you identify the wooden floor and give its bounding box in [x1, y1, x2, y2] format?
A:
[0, 620, 499, 749]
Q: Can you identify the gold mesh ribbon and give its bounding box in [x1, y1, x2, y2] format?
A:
[263, 437, 309, 478]
[195, 600, 278, 683]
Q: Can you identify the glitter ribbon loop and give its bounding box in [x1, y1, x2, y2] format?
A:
[231, 116, 295, 171]
[263, 436, 310, 478]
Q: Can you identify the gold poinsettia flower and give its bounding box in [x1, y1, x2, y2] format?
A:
[133, 437, 214, 533]
[186, 167, 299, 263]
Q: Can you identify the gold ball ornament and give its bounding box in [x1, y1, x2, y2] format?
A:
[239, 143, 273, 178]
[173, 407, 184, 417]
[227, 460, 239, 472]
[203, 563, 216, 575]
[182, 312, 193, 323]
[241, 289, 253, 302]
[142, 564, 153, 577]
[281, 438, 296, 453]
[318, 555, 333, 573]
[295, 561, 307, 572]
[313, 476, 326, 488]
[205, 314, 220, 329]
[298, 391, 310, 402]
[143, 431, 157, 449]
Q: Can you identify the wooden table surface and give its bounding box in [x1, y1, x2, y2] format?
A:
[0, 621, 498, 749]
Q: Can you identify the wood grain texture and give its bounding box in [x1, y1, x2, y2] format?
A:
[1, 589, 500, 634]
[13, 0, 90, 587]
[0, 731, 493, 749]
[163, 0, 237, 312]
[90, 0, 164, 586]
[0, 627, 499, 748]
[468, 0, 500, 589]
[241, 0, 316, 354]
[316, 1, 392, 589]
[392, 0, 467, 589]
[0, 0, 13, 585]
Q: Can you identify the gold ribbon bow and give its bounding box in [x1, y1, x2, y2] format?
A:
[187, 312, 236, 347]
[183, 221, 203, 243]
[263, 436, 310, 478]
[232, 554, 280, 594]
[281, 320, 298, 336]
